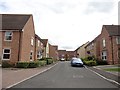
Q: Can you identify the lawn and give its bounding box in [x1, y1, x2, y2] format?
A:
[104, 68, 120, 72]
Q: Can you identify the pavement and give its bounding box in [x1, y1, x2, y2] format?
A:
[89, 64, 120, 84]
[2, 62, 58, 89]
[1, 62, 120, 89]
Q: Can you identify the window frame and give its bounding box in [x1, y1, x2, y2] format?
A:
[30, 50, 33, 61]
[31, 37, 34, 46]
[102, 38, 106, 47]
[116, 37, 120, 44]
[2, 48, 11, 60]
[38, 40, 40, 47]
[101, 51, 107, 61]
[4, 31, 13, 41]
[37, 50, 42, 59]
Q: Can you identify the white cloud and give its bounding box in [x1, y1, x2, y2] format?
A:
[0, 0, 118, 51]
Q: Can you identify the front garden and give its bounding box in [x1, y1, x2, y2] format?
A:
[2, 57, 56, 68]
[81, 56, 108, 66]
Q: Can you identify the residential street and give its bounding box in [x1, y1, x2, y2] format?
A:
[11, 61, 118, 88]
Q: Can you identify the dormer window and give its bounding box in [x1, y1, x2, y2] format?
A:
[5, 31, 12, 41]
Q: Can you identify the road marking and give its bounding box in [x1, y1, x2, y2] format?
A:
[84, 66, 120, 86]
[6, 63, 58, 88]
[73, 75, 84, 78]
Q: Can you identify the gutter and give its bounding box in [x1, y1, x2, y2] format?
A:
[110, 36, 114, 64]
[18, 30, 22, 62]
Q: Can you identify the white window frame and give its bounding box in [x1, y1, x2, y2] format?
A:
[38, 40, 40, 47]
[116, 37, 120, 44]
[2, 48, 11, 60]
[30, 51, 33, 61]
[37, 50, 42, 59]
[102, 39, 106, 47]
[31, 37, 34, 46]
[4, 31, 13, 41]
[101, 51, 107, 61]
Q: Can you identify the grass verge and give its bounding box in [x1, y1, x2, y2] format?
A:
[103, 68, 120, 72]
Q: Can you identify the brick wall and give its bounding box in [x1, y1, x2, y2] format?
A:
[2, 31, 20, 64]
[20, 15, 35, 62]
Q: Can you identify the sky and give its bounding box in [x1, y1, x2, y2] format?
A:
[0, 0, 119, 51]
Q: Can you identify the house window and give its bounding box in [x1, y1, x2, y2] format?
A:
[102, 39, 106, 47]
[37, 51, 42, 59]
[116, 37, 120, 44]
[30, 51, 33, 61]
[38, 40, 40, 47]
[31, 37, 34, 46]
[5, 31, 12, 41]
[101, 51, 107, 61]
[118, 48, 120, 59]
[3, 49, 11, 60]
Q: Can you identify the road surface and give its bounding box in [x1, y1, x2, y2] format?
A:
[11, 61, 118, 88]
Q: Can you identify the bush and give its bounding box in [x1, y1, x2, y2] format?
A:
[38, 57, 53, 65]
[84, 60, 97, 66]
[28, 62, 39, 68]
[39, 60, 47, 66]
[47, 59, 53, 65]
[16, 62, 29, 68]
[96, 60, 108, 65]
[2, 61, 13, 68]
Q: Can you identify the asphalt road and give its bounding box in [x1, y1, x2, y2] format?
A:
[11, 61, 118, 88]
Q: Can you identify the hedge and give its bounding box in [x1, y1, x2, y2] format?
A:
[28, 62, 39, 68]
[81, 57, 97, 66]
[2, 61, 14, 68]
[16, 62, 29, 68]
[84, 60, 97, 66]
[38, 60, 47, 66]
[96, 60, 108, 65]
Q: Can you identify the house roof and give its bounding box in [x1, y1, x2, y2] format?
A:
[35, 34, 43, 42]
[75, 41, 89, 51]
[41, 39, 48, 47]
[103, 25, 120, 36]
[1, 14, 31, 30]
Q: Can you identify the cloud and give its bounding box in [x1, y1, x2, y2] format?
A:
[84, 1, 114, 14]
[0, 0, 118, 51]
[0, 2, 9, 12]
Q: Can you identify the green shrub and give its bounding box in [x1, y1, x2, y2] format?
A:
[2, 61, 13, 68]
[47, 59, 53, 65]
[84, 60, 97, 66]
[16, 62, 29, 68]
[39, 60, 47, 66]
[28, 62, 39, 68]
[96, 60, 108, 65]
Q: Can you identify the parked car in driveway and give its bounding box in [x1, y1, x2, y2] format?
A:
[71, 57, 84, 67]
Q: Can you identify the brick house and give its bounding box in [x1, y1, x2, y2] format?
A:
[41, 39, 49, 58]
[99, 25, 120, 64]
[35, 34, 44, 60]
[0, 14, 35, 65]
[75, 41, 89, 59]
[85, 25, 120, 65]
[58, 50, 66, 60]
[85, 35, 101, 59]
[49, 44, 58, 60]
[58, 50, 76, 60]
[66, 51, 76, 60]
